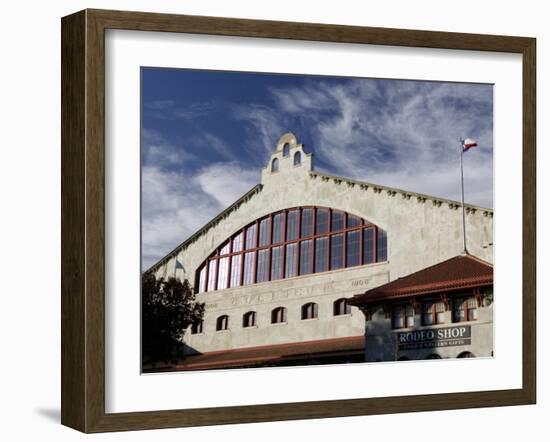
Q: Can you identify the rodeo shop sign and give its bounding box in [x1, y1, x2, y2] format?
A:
[397, 325, 471, 350]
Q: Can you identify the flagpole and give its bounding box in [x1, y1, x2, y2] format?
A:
[460, 140, 468, 254]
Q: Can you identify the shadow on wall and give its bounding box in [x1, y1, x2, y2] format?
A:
[365, 315, 447, 362]
[35, 408, 60, 423]
[365, 319, 402, 362]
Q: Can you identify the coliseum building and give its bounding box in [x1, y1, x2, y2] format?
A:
[146, 133, 494, 371]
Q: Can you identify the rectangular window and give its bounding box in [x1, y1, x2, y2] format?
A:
[217, 257, 229, 290]
[259, 217, 271, 247]
[363, 228, 375, 264]
[346, 230, 361, 267]
[301, 208, 313, 237]
[271, 246, 284, 280]
[347, 214, 361, 228]
[316, 208, 329, 235]
[243, 252, 255, 285]
[467, 297, 478, 321]
[245, 224, 257, 249]
[272, 213, 285, 244]
[424, 300, 445, 325]
[331, 210, 345, 231]
[230, 255, 242, 288]
[285, 243, 298, 278]
[330, 234, 344, 270]
[453, 298, 466, 322]
[198, 266, 206, 293]
[435, 301, 445, 324]
[377, 228, 388, 261]
[232, 232, 244, 253]
[422, 301, 434, 325]
[314, 237, 328, 272]
[406, 304, 415, 327]
[392, 305, 404, 329]
[256, 249, 270, 283]
[207, 260, 217, 291]
[286, 209, 299, 241]
[299, 240, 313, 275]
[454, 297, 478, 322]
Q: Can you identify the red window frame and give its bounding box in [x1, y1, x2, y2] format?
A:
[392, 303, 414, 329]
[196, 206, 388, 293]
[421, 299, 446, 326]
[452, 295, 478, 323]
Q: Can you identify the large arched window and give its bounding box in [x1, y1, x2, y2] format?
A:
[195, 206, 388, 293]
[301, 302, 318, 320]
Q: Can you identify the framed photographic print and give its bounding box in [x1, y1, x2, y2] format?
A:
[61, 9, 536, 433]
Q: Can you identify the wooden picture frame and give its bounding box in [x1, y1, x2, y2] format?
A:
[61, 8, 536, 433]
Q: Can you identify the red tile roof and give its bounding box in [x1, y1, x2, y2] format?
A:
[348, 254, 493, 305]
[145, 335, 365, 372]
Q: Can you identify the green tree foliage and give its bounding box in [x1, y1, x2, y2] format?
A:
[142, 273, 205, 366]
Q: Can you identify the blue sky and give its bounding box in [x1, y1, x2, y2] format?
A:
[141, 68, 493, 269]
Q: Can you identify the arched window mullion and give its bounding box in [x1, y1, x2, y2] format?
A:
[204, 260, 210, 293]
[226, 234, 233, 289]
[253, 220, 259, 284]
[196, 206, 387, 292]
[239, 228, 245, 286]
[267, 213, 273, 281]
[281, 210, 287, 279]
[296, 209, 302, 274]
[374, 225, 378, 262]
[311, 207, 316, 274]
[359, 220, 364, 266]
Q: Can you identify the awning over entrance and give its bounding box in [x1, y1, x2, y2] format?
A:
[349, 253, 493, 305]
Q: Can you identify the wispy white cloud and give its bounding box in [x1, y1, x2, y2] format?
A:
[145, 99, 175, 111]
[142, 76, 493, 268]
[195, 162, 259, 207]
[269, 79, 493, 208]
[190, 132, 234, 161]
[141, 132, 259, 269]
[144, 99, 215, 120]
[142, 129, 195, 168]
[232, 104, 285, 156]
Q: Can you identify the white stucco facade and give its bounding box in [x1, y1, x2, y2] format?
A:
[148, 133, 493, 356]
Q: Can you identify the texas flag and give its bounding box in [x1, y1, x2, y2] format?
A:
[462, 138, 478, 152]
